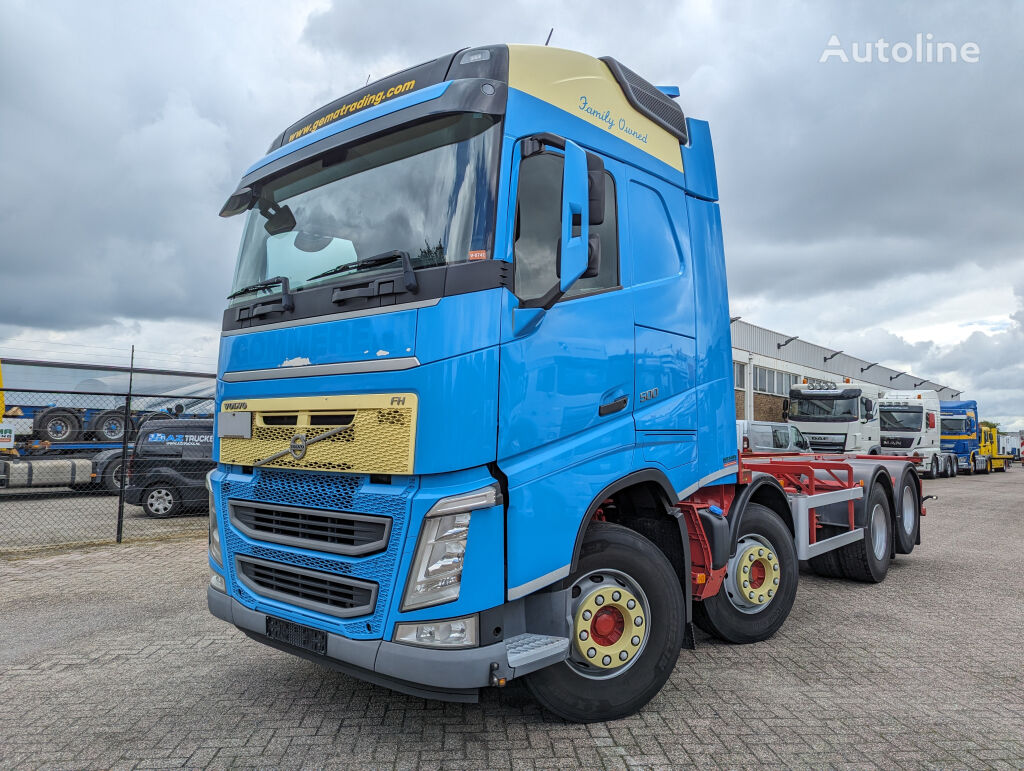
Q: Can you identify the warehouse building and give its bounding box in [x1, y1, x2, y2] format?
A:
[731, 321, 961, 422]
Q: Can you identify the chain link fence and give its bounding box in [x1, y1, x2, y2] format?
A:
[1, 386, 215, 557]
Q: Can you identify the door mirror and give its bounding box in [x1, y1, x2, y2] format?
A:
[557, 139, 590, 292]
[862, 398, 874, 419]
[926, 412, 936, 429]
[967, 418, 976, 433]
[781, 398, 790, 421]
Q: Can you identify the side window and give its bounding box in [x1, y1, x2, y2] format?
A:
[772, 427, 789, 449]
[628, 181, 683, 284]
[513, 152, 619, 303]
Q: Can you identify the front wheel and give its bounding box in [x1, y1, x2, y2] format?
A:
[142, 484, 180, 518]
[526, 522, 684, 723]
[693, 503, 798, 644]
[926, 457, 939, 480]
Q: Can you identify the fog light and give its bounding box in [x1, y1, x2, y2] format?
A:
[209, 571, 226, 593]
[394, 615, 478, 648]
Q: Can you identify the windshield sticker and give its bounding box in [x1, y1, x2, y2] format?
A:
[468, 249, 488, 261]
[286, 80, 417, 144]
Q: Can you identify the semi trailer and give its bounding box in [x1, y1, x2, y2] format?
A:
[787, 380, 885, 454]
[206, 44, 924, 721]
[878, 390, 958, 478]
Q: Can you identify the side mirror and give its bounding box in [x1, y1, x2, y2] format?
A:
[587, 153, 605, 226]
[862, 398, 874, 417]
[557, 139, 590, 292]
[781, 398, 790, 421]
[967, 418, 976, 433]
[926, 412, 936, 429]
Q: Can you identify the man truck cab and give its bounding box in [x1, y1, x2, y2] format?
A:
[787, 380, 884, 454]
[879, 390, 957, 478]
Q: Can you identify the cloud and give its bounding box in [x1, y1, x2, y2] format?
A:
[0, 0, 1020, 427]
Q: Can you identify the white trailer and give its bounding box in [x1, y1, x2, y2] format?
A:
[879, 390, 959, 478]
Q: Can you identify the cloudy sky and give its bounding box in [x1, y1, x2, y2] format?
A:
[1, 0, 1021, 428]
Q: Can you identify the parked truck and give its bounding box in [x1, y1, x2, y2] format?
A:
[205, 44, 924, 721]
[787, 379, 885, 454]
[878, 390, 958, 478]
[978, 425, 1013, 472]
[998, 430, 1021, 460]
[940, 400, 986, 474]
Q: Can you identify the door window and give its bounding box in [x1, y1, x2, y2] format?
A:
[514, 152, 619, 304]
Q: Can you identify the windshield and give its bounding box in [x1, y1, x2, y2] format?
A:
[789, 396, 858, 422]
[229, 113, 500, 304]
[941, 417, 968, 435]
[881, 406, 923, 432]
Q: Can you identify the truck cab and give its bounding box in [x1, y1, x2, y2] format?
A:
[940, 399, 983, 473]
[879, 390, 954, 478]
[787, 380, 883, 454]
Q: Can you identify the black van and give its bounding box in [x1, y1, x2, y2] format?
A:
[124, 419, 215, 517]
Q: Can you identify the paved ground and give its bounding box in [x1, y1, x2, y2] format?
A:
[0, 488, 206, 556]
[1, 471, 1022, 769]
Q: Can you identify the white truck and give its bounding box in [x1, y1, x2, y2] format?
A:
[998, 430, 1022, 461]
[787, 380, 885, 454]
[878, 390, 958, 478]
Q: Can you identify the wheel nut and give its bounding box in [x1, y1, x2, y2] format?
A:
[634, 616, 644, 627]
[612, 591, 621, 601]
[619, 651, 628, 661]
[602, 655, 612, 666]
[582, 609, 592, 620]
[631, 636, 640, 646]
[742, 565, 749, 574]
[627, 599, 636, 610]
[743, 580, 749, 588]
[773, 563, 779, 571]
[748, 591, 755, 599]
[758, 595, 764, 602]
[579, 631, 588, 641]
[773, 577, 779, 585]
[748, 554, 754, 562]
[767, 553, 774, 560]
[758, 548, 764, 557]
[768, 589, 774, 597]
[595, 595, 604, 605]
[587, 647, 596, 658]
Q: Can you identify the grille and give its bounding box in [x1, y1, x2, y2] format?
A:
[220, 468, 415, 638]
[236, 555, 378, 618]
[228, 499, 391, 556]
[219, 394, 416, 474]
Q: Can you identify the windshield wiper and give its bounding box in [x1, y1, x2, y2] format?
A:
[307, 250, 418, 293]
[227, 276, 294, 318]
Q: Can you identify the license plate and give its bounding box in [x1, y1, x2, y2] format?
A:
[266, 616, 327, 655]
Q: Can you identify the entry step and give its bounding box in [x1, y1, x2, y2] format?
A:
[506, 633, 569, 671]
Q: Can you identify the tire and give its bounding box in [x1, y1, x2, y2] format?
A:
[950, 459, 958, 478]
[36, 409, 81, 442]
[926, 457, 938, 480]
[142, 483, 180, 518]
[525, 522, 684, 723]
[692, 503, 797, 644]
[981, 458, 991, 475]
[807, 526, 846, 578]
[894, 474, 919, 555]
[939, 457, 951, 478]
[100, 458, 125, 494]
[963, 456, 973, 476]
[835, 483, 892, 582]
[88, 410, 128, 442]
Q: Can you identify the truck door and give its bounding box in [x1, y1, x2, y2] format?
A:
[498, 149, 634, 471]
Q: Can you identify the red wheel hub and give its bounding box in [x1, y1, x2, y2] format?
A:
[749, 560, 766, 590]
[590, 607, 625, 646]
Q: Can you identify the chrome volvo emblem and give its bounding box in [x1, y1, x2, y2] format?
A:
[289, 434, 308, 460]
[254, 423, 348, 467]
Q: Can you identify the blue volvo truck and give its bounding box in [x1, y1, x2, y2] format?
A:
[940, 399, 984, 474]
[207, 45, 924, 721]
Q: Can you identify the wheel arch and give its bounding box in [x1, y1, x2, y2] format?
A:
[726, 474, 792, 558]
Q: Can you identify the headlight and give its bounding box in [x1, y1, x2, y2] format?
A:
[401, 484, 501, 611]
[394, 615, 478, 648]
[207, 471, 222, 567]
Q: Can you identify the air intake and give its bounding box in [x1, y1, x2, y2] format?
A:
[599, 57, 688, 144]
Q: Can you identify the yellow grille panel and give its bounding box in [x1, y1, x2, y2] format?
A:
[219, 394, 416, 474]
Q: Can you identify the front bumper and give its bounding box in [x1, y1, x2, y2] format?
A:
[208, 586, 568, 702]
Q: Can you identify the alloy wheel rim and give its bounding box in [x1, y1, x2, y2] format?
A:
[901, 485, 915, 533]
[147, 489, 173, 515]
[871, 503, 888, 560]
[567, 569, 650, 679]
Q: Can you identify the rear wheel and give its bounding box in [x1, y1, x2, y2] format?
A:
[142, 484, 180, 518]
[926, 457, 939, 479]
[693, 503, 797, 644]
[894, 475, 919, 554]
[526, 522, 684, 723]
[950, 459, 958, 477]
[36, 409, 81, 442]
[88, 410, 127, 442]
[939, 457, 951, 478]
[981, 458, 991, 475]
[835, 484, 891, 582]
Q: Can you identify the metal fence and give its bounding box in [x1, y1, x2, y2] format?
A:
[1, 386, 215, 557]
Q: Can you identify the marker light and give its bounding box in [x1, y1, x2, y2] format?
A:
[206, 470, 222, 566]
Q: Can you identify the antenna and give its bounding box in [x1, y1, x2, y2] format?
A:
[365, 74, 371, 85]
[544, 28, 554, 46]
